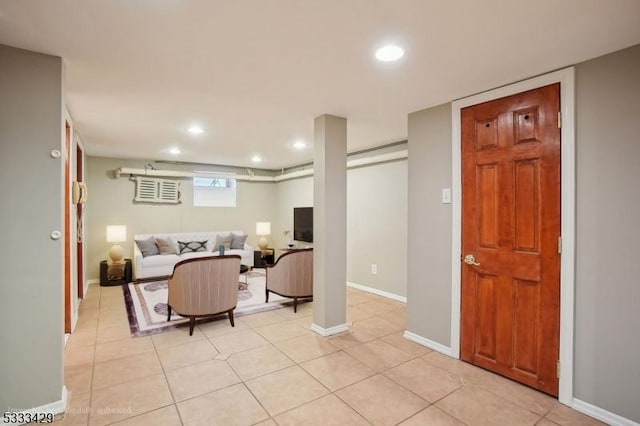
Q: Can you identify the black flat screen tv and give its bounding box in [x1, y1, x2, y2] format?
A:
[293, 207, 313, 243]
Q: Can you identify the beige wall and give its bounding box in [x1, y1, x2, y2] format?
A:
[0, 45, 64, 412]
[406, 45, 640, 422]
[85, 156, 277, 279]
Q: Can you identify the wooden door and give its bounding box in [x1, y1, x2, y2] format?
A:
[460, 83, 561, 396]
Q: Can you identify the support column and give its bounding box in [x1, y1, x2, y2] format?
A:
[311, 114, 348, 336]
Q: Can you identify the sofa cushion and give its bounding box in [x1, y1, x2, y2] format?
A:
[156, 237, 177, 255]
[135, 237, 159, 257]
[143, 254, 180, 267]
[178, 240, 208, 254]
[214, 233, 233, 251]
[230, 233, 248, 250]
[180, 251, 214, 261]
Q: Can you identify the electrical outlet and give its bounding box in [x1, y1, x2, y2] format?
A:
[371, 264, 377, 275]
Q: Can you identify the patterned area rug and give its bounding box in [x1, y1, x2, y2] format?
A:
[123, 268, 288, 337]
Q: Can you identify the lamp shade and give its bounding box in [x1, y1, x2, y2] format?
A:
[256, 222, 271, 236]
[106, 225, 127, 243]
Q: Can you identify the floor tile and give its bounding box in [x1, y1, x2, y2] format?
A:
[421, 351, 489, 384]
[66, 327, 97, 348]
[275, 394, 369, 425]
[89, 373, 173, 426]
[384, 357, 463, 402]
[255, 320, 311, 342]
[253, 419, 277, 426]
[156, 339, 218, 371]
[198, 316, 248, 337]
[399, 406, 466, 425]
[436, 385, 540, 426]
[64, 363, 93, 394]
[227, 344, 294, 380]
[545, 403, 606, 425]
[345, 339, 414, 371]
[60, 390, 90, 425]
[475, 370, 556, 416]
[96, 323, 134, 344]
[347, 305, 374, 322]
[336, 374, 428, 425]
[349, 316, 398, 342]
[245, 365, 329, 416]
[239, 310, 287, 328]
[110, 405, 181, 425]
[300, 351, 376, 391]
[274, 334, 340, 363]
[64, 343, 95, 367]
[165, 359, 241, 401]
[151, 327, 206, 348]
[92, 351, 163, 390]
[537, 419, 561, 426]
[177, 383, 269, 425]
[379, 332, 431, 357]
[62, 286, 607, 426]
[326, 331, 363, 350]
[209, 328, 270, 354]
[94, 336, 154, 364]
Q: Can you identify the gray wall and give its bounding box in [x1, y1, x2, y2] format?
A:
[406, 104, 452, 343]
[573, 44, 640, 422]
[274, 161, 409, 298]
[85, 156, 277, 279]
[0, 45, 64, 412]
[406, 45, 640, 422]
[347, 161, 407, 297]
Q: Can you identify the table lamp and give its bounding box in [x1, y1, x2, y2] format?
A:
[256, 222, 271, 250]
[106, 225, 127, 265]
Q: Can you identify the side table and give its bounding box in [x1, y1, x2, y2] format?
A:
[100, 258, 133, 286]
[253, 249, 275, 268]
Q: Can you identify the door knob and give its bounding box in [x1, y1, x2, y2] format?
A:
[463, 254, 480, 266]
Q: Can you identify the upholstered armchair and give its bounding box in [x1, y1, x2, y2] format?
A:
[265, 248, 313, 312]
[167, 255, 241, 335]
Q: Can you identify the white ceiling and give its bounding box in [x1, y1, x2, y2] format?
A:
[1, 1, 639, 169]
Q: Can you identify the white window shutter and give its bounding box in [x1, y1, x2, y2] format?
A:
[134, 177, 181, 203]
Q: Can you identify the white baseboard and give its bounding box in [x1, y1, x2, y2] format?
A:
[403, 331, 453, 356]
[86, 278, 100, 286]
[572, 398, 639, 426]
[311, 322, 350, 337]
[346, 281, 407, 303]
[3, 386, 68, 425]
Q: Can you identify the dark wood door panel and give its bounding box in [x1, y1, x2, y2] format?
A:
[461, 83, 560, 396]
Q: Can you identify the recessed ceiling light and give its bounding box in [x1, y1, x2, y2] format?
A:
[187, 126, 204, 135]
[169, 147, 181, 155]
[293, 141, 306, 150]
[375, 45, 404, 62]
[251, 155, 262, 163]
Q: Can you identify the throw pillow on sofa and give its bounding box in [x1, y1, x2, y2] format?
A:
[178, 240, 208, 254]
[230, 233, 248, 249]
[214, 234, 233, 251]
[135, 236, 159, 257]
[156, 237, 177, 255]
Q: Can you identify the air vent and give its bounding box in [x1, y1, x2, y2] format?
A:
[134, 177, 181, 204]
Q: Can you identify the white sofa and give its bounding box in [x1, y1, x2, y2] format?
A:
[133, 231, 253, 280]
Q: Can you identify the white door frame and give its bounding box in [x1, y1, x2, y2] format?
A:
[450, 67, 575, 405]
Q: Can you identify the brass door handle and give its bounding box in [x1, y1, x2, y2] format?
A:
[464, 254, 480, 266]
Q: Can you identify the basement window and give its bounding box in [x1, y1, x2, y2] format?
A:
[193, 174, 236, 207]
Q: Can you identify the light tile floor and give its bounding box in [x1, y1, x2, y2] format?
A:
[56, 284, 604, 425]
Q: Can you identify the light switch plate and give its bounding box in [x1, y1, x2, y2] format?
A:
[442, 188, 451, 204]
